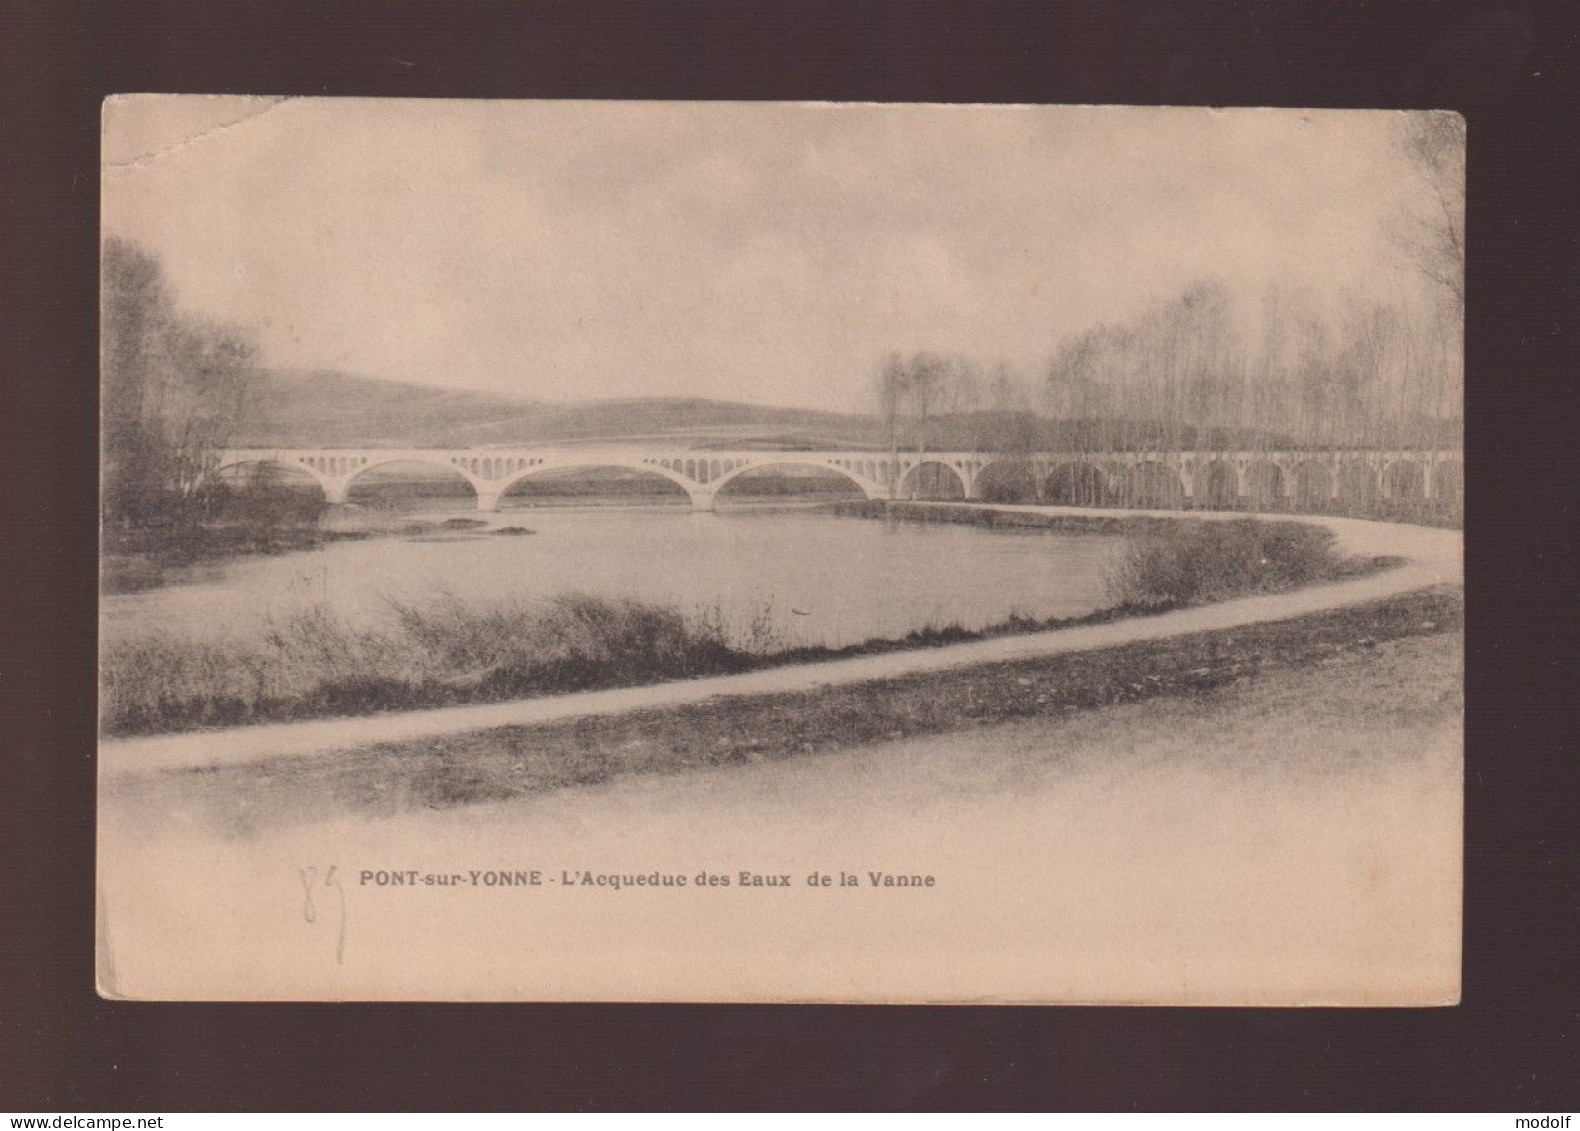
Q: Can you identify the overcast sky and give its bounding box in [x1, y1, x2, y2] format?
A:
[102, 98, 1440, 412]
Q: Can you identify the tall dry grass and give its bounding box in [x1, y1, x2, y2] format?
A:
[101, 592, 760, 736]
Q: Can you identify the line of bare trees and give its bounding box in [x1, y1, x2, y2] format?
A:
[872, 281, 1460, 482]
[1038, 278, 1462, 454]
[871, 113, 1463, 517]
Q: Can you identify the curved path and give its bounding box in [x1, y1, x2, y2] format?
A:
[99, 506, 1461, 777]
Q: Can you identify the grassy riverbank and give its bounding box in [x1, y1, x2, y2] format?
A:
[103, 587, 1463, 833]
[823, 499, 1189, 532]
[825, 497, 1461, 530]
[101, 523, 368, 594]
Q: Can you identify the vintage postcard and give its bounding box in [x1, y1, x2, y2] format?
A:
[97, 98, 1463, 1003]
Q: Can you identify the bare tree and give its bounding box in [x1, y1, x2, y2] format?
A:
[102, 238, 257, 532]
[977, 362, 1039, 500]
[873, 351, 907, 498]
[1391, 112, 1466, 314]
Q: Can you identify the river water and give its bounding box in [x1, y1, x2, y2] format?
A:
[101, 504, 1124, 652]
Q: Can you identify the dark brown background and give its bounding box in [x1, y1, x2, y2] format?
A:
[3, 0, 1576, 1111]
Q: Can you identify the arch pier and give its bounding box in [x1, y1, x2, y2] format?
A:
[214, 447, 1461, 513]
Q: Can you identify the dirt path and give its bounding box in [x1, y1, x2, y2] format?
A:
[99, 506, 1462, 776]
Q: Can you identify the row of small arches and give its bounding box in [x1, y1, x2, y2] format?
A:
[299, 455, 368, 477]
[829, 458, 967, 486]
[449, 456, 545, 481]
[644, 457, 753, 485]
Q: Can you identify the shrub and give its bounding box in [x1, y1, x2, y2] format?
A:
[1103, 519, 1352, 609]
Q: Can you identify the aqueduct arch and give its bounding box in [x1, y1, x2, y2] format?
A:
[1043, 461, 1106, 506]
[1383, 459, 1427, 501]
[1290, 461, 1333, 507]
[214, 457, 328, 493]
[897, 460, 968, 500]
[344, 456, 482, 504]
[1117, 461, 1184, 507]
[971, 458, 1039, 503]
[1243, 460, 1286, 504]
[708, 460, 874, 503]
[214, 455, 341, 502]
[495, 461, 695, 508]
[1200, 460, 1240, 507]
[1337, 462, 1380, 504]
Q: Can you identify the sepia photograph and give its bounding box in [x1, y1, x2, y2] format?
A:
[96, 97, 1464, 1003]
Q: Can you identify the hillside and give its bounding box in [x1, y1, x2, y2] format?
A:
[231, 369, 883, 449]
[232, 370, 541, 447]
[228, 368, 1453, 453]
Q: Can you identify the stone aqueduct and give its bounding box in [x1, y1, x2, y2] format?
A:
[215, 446, 1463, 513]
